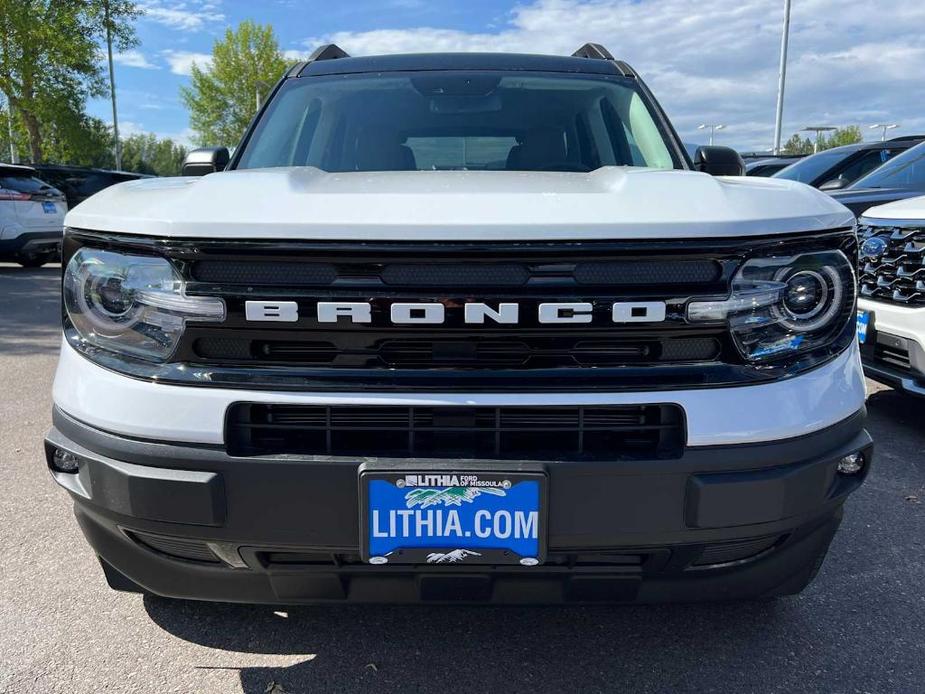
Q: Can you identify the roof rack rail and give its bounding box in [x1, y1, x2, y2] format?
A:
[290, 44, 350, 77]
[572, 43, 614, 60]
[308, 44, 350, 62]
[887, 134, 925, 142]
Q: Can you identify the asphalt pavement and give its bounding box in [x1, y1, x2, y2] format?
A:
[1, 263, 923, 694]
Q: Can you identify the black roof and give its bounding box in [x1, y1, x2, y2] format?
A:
[297, 51, 629, 78]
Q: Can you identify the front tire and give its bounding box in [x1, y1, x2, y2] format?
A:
[17, 256, 48, 268]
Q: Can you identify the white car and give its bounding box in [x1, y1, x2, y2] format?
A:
[0, 163, 66, 266]
[857, 195, 925, 395]
[45, 44, 872, 605]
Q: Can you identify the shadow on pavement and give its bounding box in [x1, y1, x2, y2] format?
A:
[144, 595, 796, 693]
[866, 387, 925, 436]
[0, 266, 62, 356]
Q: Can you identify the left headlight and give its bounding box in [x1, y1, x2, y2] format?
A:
[64, 248, 225, 361]
[687, 249, 856, 362]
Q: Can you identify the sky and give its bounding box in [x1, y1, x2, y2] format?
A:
[90, 0, 925, 152]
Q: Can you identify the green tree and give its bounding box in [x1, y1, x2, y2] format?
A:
[120, 132, 188, 176]
[0, 0, 140, 162]
[181, 21, 288, 147]
[820, 126, 863, 150]
[781, 133, 814, 155]
[42, 113, 115, 168]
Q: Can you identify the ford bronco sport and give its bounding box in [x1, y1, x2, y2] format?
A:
[46, 44, 872, 603]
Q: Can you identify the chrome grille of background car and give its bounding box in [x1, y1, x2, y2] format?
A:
[859, 222, 925, 305]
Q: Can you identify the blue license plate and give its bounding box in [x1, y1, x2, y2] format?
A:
[857, 309, 871, 344]
[361, 470, 546, 566]
[42, 201, 57, 214]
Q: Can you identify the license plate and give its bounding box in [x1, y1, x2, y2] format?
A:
[42, 201, 57, 214]
[857, 309, 871, 344]
[360, 469, 546, 566]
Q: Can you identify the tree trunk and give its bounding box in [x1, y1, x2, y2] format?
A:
[20, 109, 42, 163]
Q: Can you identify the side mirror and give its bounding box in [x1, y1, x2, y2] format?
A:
[693, 146, 746, 177]
[819, 177, 849, 191]
[182, 147, 230, 177]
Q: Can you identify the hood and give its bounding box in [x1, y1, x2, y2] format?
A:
[828, 187, 924, 218]
[859, 193, 925, 222]
[66, 167, 855, 241]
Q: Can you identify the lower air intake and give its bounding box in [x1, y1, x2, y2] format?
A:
[225, 403, 685, 460]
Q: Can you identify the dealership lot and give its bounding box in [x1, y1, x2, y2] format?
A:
[1, 264, 923, 694]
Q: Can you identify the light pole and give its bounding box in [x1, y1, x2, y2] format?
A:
[870, 123, 899, 142]
[104, 0, 121, 170]
[698, 123, 726, 146]
[802, 126, 836, 154]
[255, 80, 271, 112]
[772, 0, 792, 155]
[2, 93, 16, 163]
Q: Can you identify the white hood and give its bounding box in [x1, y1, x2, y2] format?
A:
[65, 166, 855, 241]
[861, 194, 925, 222]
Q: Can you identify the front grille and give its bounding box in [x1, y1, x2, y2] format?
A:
[226, 403, 685, 460]
[193, 335, 721, 369]
[859, 222, 925, 305]
[874, 342, 912, 371]
[65, 230, 857, 390]
[192, 258, 721, 288]
[127, 531, 219, 563]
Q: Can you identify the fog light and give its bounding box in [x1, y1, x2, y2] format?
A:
[52, 449, 80, 473]
[837, 453, 864, 475]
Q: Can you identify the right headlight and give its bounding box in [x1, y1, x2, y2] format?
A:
[687, 250, 856, 362]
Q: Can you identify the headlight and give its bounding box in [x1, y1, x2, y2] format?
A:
[687, 250, 855, 362]
[64, 248, 225, 361]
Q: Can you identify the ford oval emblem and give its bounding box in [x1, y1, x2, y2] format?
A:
[860, 236, 888, 259]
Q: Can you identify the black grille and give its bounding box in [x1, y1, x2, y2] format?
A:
[875, 342, 911, 371]
[859, 223, 925, 305]
[194, 335, 721, 369]
[226, 404, 685, 460]
[191, 258, 721, 288]
[128, 531, 219, 563]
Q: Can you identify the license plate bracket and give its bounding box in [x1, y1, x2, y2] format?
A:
[359, 465, 547, 566]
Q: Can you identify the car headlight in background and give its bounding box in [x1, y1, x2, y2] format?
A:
[687, 250, 856, 362]
[63, 248, 225, 361]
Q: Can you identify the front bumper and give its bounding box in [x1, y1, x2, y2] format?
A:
[858, 298, 925, 396]
[46, 407, 872, 604]
[0, 230, 62, 260]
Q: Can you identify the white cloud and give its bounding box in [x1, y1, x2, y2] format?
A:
[283, 49, 311, 62]
[140, 0, 225, 32]
[162, 50, 213, 76]
[113, 50, 159, 70]
[301, 0, 925, 150]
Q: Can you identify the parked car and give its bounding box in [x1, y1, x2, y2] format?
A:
[746, 157, 799, 177]
[0, 163, 67, 267]
[829, 140, 925, 217]
[32, 165, 152, 210]
[46, 43, 870, 605]
[856, 195, 925, 396]
[773, 137, 924, 191]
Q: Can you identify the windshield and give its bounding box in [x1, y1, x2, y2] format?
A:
[236, 71, 679, 172]
[850, 142, 925, 189]
[773, 147, 855, 183]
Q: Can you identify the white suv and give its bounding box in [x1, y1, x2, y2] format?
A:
[0, 163, 66, 266]
[857, 195, 925, 395]
[45, 44, 872, 604]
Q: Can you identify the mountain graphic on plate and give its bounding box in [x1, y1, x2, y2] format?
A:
[426, 549, 482, 563]
[404, 486, 506, 508]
